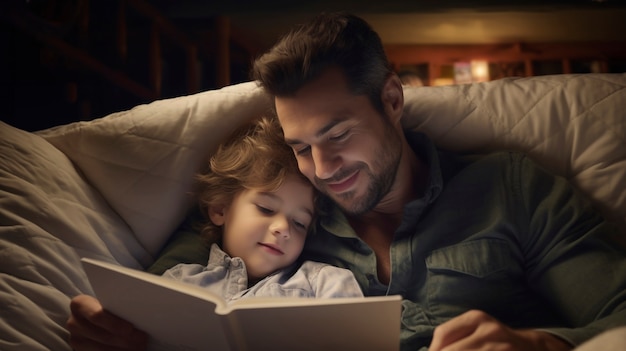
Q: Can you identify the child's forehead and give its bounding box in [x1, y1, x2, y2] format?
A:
[256, 179, 314, 200]
[248, 178, 315, 209]
[281, 174, 316, 192]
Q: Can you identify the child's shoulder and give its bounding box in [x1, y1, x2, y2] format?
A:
[298, 260, 353, 278]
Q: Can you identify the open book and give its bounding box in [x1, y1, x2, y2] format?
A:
[81, 258, 402, 351]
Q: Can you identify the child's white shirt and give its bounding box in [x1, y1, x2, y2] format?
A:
[162, 244, 363, 303]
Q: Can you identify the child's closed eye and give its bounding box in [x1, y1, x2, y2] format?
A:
[293, 220, 307, 230]
[255, 204, 275, 215]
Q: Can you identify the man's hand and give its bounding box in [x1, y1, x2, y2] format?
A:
[66, 294, 148, 351]
[429, 310, 572, 351]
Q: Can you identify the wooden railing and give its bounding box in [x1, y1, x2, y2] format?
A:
[1, 0, 249, 130]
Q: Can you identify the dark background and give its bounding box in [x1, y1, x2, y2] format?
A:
[2, 0, 625, 131]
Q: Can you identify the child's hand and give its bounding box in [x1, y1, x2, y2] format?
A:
[66, 294, 148, 351]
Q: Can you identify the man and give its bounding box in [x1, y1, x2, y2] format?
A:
[250, 12, 626, 351]
[67, 12, 626, 351]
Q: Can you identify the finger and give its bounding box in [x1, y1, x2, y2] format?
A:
[66, 310, 138, 348]
[433, 324, 507, 351]
[70, 295, 135, 336]
[68, 295, 148, 349]
[429, 310, 493, 351]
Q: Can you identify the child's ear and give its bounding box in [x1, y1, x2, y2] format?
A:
[208, 205, 227, 226]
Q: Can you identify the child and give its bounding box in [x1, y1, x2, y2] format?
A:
[161, 115, 363, 301]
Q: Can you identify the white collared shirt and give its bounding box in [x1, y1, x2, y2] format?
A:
[162, 244, 363, 303]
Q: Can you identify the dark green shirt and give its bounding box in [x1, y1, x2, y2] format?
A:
[301, 132, 626, 350]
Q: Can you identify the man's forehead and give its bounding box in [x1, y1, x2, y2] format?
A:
[274, 92, 359, 125]
[276, 67, 350, 103]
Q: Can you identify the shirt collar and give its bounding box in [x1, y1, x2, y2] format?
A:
[207, 243, 244, 268]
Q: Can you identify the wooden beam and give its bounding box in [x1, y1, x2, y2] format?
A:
[5, 9, 158, 101]
[215, 15, 230, 88]
[149, 22, 162, 96]
[116, 0, 128, 63]
[126, 0, 194, 51]
[186, 45, 200, 93]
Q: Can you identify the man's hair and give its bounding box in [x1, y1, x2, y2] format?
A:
[195, 115, 312, 243]
[251, 12, 393, 113]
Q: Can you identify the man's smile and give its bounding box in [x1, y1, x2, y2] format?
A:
[326, 170, 359, 193]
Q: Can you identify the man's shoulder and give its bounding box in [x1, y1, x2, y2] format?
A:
[438, 149, 526, 175]
[450, 149, 526, 164]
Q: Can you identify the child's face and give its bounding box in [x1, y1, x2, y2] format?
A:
[214, 174, 315, 281]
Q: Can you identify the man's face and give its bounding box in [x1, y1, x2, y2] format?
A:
[275, 68, 402, 215]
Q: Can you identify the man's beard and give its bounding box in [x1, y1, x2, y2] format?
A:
[314, 133, 402, 216]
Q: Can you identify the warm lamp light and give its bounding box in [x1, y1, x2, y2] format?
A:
[471, 60, 489, 82]
[453, 60, 490, 85]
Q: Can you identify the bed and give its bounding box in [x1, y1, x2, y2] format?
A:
[1, 74, 625, 350]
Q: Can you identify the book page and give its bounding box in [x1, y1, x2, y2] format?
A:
[82, 258, 402, 351]
[226, 295, 402, 351]
[81, 258, 232, 351]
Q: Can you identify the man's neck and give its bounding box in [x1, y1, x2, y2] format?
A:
[346, 141, 427, 284]
[347, 212, 395, 284]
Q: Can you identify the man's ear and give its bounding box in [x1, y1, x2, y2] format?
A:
[208, 204, 227, 226]
[381, 74, 404, 126]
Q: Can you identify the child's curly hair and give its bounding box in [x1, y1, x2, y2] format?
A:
[195, 115, 315, 244]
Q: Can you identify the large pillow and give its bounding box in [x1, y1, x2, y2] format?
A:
[0, 121, 148, 351]
[38, 82, 272, 258]
[34, 73, 626, 261]
[401, 73, 626, 234]
[1, 82, 271, 351]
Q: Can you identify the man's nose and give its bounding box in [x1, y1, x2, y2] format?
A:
[312, 146, 340, 180]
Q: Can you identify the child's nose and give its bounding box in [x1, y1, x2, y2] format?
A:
[270, 216, 290, 239]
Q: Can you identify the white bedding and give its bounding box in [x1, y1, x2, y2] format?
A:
[1, 74, 625, 350]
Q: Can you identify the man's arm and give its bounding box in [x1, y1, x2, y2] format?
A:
[517, 155, 626, 345]
[429, 154, 626, 351]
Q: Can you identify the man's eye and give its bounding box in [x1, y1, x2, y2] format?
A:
[329, 131, 349, 141]
[295, 146, 311, 156]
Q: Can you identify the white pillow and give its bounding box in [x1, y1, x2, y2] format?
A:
[0, 121, 147, 351]
[401, 74, 626, 233]
[38, 81, 272, 258]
